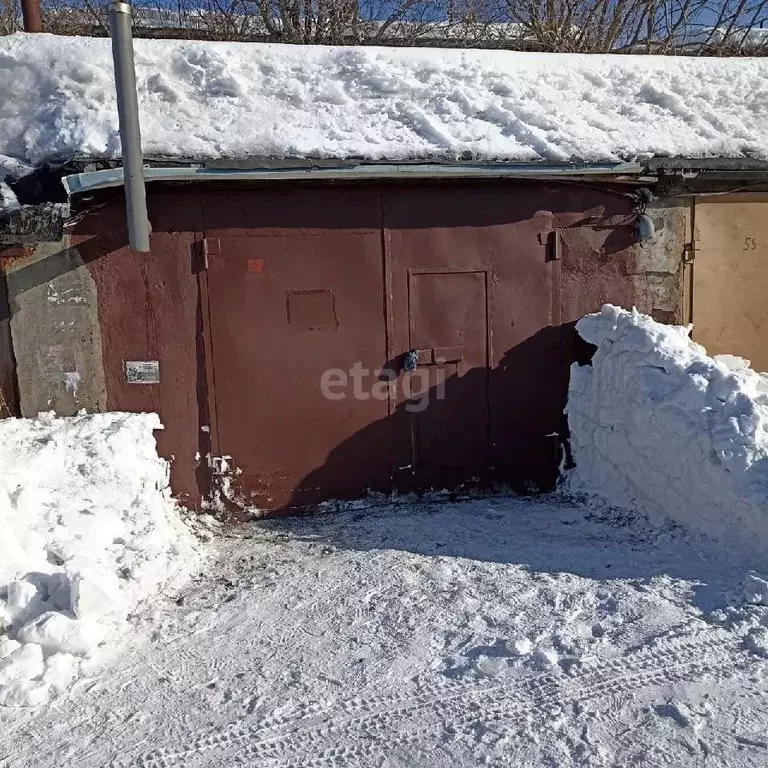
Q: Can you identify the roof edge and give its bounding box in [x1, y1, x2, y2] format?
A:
[62, 161, 645, 195]
[645, 156, 768, 172]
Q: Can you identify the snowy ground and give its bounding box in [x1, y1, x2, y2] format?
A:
[2, 309, 768, 763]
[2, 494, 767, 768]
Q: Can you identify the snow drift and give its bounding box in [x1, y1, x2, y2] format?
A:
[1, 33, 768, 174]
[567, 305, 768, 561]
[0, 412, 201, 707]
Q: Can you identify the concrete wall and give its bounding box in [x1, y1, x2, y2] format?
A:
[3, 237, 107, 416]
[631, 198, 692, 325]
[557, 195, 690, 328]
[0, 193, 207, 510]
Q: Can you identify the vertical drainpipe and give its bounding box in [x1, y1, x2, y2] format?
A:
[109, 2, 151, 253]
[21, 0, 43, 32]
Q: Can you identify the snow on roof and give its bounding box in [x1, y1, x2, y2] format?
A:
[1, 32, 767, 174]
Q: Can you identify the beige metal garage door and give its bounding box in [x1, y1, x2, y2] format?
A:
[693, 194, 768, 373]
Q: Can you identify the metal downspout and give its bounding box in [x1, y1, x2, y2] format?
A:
[109, 2, 151, 253]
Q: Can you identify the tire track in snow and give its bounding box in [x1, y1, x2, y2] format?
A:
[128, 634, 736, 767]
[265, 632, 747, 768]
[120, 629, 748, 768]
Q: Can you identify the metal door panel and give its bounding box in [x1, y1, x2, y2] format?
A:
[384, 185, 554, 492]
[0, 266, 17, 417]
[197, 182, 641, 509]
[694, 195, 768, 372]
[407, 270, 489, 470]
[204, 230, 390, 511]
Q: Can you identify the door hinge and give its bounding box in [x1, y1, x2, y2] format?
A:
[200, 237, 221, 270]
[682, 241, 698, 264]
[546, 231, 561, 261]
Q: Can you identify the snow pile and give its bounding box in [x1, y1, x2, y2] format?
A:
[567, 305, 768, 561]
[0, 182, 19, 213]
[1, 33, 768, 171]
[0, 412, 201, 707]
[0, 160, 21, 213]
[0, 155, 26, 212]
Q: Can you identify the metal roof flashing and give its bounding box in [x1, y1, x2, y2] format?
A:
[62, 161, 646, 195]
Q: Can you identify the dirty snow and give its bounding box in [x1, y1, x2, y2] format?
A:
[1, 33, 768, 174]
[0, 155, 24, 212]
[0, 412, 201, 708]
[0, 181, 18, 212]
[1, 496, 766, 767]
[0, 313, 767, 762]
[567, 305, 768, 564]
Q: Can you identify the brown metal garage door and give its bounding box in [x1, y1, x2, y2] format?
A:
[202, 229, 391, 510]
[384, 186, 555, 495]
[406, 270, 489, 474]
[199, 187, 390, 510]
[199, 184, 595, 512]
[693, 194, 768, 372]
[70, 182, 635, 512]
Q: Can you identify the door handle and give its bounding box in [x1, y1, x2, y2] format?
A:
[403, 346, 464, 368]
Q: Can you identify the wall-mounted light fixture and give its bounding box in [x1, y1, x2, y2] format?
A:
[635, 213, 656, 243]
[632, 187, 655, 245]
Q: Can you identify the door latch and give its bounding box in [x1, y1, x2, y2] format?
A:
[403, 349, 419, 372]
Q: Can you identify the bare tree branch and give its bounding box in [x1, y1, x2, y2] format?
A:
[4, 0, 767, 58]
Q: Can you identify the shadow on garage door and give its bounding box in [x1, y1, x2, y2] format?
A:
[199, 183, 630, 513]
